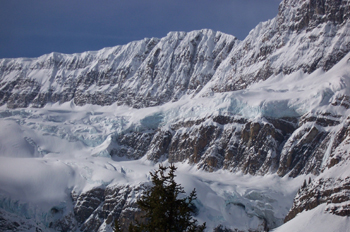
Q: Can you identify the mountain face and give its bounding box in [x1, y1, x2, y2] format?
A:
[1, 0, 350, 231]
[0, 30, 237, 109]
[205, 0, 350, 93]
[1, 1, 349, 109]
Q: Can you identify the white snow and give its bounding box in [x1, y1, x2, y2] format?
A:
[0, 29, 350, 232]
[272, 204, 350, 232]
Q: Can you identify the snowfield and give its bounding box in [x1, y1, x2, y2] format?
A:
[272, 204, 350, 232]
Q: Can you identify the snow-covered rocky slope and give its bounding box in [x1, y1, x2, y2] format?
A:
[1, 0, 350, 231]
[0, 30, 238, 109]
[0, 1, 349, 109]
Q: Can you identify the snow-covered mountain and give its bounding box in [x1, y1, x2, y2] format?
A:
[0, 30, 237, 109]
[1, 0, 350, 231]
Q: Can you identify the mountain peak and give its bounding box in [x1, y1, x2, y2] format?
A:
[278, 0, 350, 32]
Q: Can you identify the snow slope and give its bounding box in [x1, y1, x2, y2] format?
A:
[272, 204, 350, 232]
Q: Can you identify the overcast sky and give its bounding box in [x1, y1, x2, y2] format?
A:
[0, 0, 281, 59]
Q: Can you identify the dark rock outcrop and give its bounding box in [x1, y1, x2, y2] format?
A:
[112, 131, 156, 159]
[285, 177, 350, 222]
[69, 185, 147, 232]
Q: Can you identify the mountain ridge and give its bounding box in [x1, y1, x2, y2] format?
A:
[1, 1, 349, 110]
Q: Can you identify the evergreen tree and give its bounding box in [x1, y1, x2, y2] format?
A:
[114, 219, 122, 232]
[129, 164, 206, 232]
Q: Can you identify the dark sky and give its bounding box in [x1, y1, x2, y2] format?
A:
[0, 0, 281, 59]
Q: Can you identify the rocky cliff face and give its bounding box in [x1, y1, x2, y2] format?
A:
[285, 176, 350, 222]
[205, 0, 350, 94]
[109, 109, 346, 178]
[118, 116, 295, 175]
[283, 113, 350, 222]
